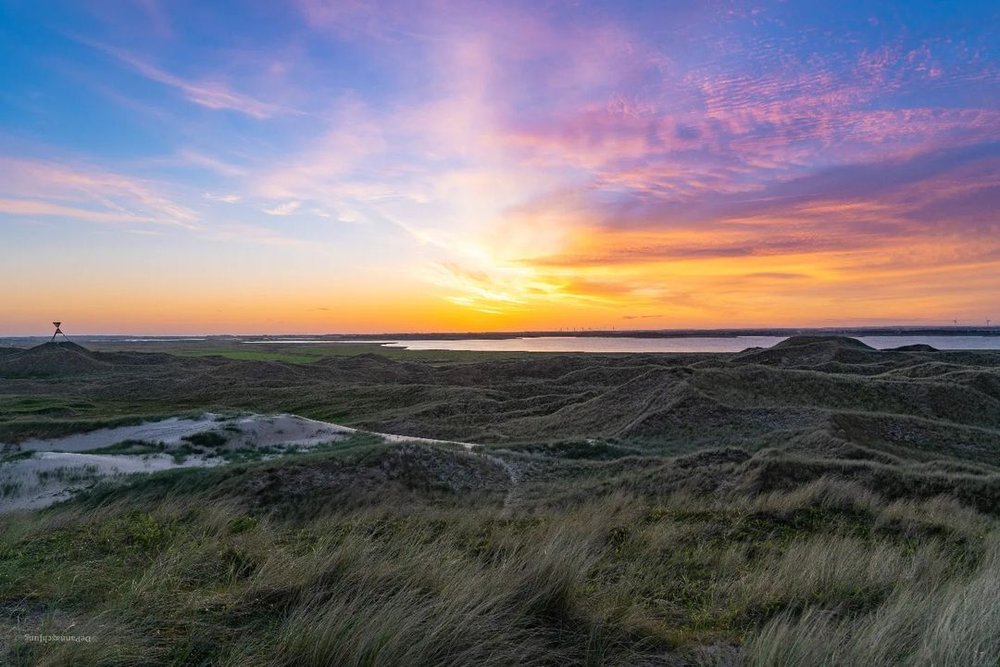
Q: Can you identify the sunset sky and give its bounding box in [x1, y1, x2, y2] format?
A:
[1, 0, 997, 334]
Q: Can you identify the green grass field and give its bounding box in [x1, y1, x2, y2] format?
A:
[89, 340, 539, 363]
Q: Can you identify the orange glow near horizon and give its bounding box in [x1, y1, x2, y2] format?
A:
[6, 224, 996, 335]
[1, 2, 997, 335]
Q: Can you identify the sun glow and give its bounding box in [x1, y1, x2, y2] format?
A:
[0, 1, 997, 334]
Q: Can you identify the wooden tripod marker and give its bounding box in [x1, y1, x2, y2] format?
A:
[51, 321, 65, 342]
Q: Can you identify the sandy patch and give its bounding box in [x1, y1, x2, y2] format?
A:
[0, 451, 220, 512]
[13, 413, 356, 454]
[222, 414, 357, 448]
[0, 413, 478, 513]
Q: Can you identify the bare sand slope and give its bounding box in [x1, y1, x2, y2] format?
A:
[14, 413, 356, 453]
[0, 414, 479, 513]
[0, 451, 221, 512]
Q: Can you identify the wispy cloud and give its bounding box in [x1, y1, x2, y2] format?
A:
[5, 1, 995, 331]
[204, 193, 242, 203]
[175, 150, 248, 177]
[263, 201, 302, 216]
[277, 1, 999, 321]
[84, 41, 299, 119]
[0, 157, 199, 229]
[0, 198, 158, 225]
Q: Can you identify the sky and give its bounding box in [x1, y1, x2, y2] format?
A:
[0, 0, 997, 335]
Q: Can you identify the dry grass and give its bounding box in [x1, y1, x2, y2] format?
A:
[747, 535, 1000, 666]
[0, 467, 997, 665]
[1, 340, 998, 664]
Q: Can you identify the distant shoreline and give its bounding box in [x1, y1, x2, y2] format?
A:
[3, 326, 999, 343]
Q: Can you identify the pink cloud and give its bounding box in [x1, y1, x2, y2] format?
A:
[210, 1, 1000, 316]
[0, 198, 157, 225]
[0, 157, 198, 228]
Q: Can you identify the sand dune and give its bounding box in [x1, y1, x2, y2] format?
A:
[0, 413, 477, 512]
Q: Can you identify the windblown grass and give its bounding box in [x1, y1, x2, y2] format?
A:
[747, 536, 1000, 666]
[0, 460, 995, 666]
[1, 341, 997, 663]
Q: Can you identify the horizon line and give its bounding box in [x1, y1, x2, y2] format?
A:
[3, 324, 999, 339]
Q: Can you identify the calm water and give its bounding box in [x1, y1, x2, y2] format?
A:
[379, 335, 1000, 353]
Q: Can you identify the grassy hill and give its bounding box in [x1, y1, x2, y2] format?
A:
[0, 337, 997, 665]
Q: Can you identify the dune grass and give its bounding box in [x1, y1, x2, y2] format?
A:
[746, 537, 1000, 666]
[0, 457, 996, 666]
[1, 341, 997, 663]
